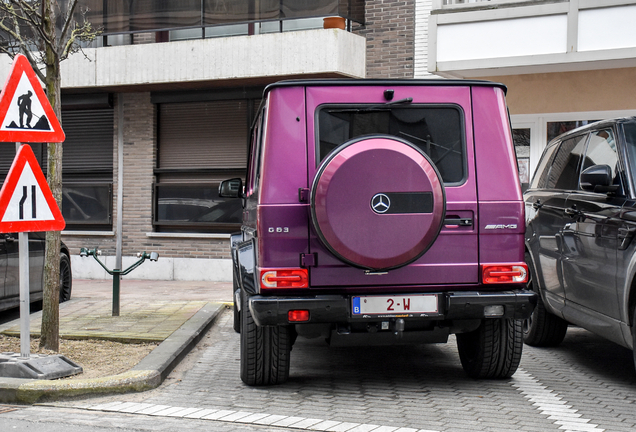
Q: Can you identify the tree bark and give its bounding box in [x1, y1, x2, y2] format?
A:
[39, 0, 62, 352]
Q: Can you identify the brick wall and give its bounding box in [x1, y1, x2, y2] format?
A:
[119, 92, 154, 255]
[357, 0, 416, 79]
[133, 33, 156, 44]
[62, 92, 232, 263]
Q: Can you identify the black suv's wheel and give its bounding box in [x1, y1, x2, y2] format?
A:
[456, 318, 523, 379]
[632, 304, 636, 373]
[59, 253, 72, 303]
[523, 252, 568, 347]
[240, 290, 292, 386]
[232, 275, 240, 333]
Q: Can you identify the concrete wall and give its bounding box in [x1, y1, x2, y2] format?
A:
[59, 29, 366, 89]
[481, 67, 636, 116]
[71, 255, 231, 281]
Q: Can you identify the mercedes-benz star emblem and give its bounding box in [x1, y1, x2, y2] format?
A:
[371, 193, 391, 214]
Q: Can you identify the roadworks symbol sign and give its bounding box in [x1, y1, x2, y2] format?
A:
[0, 144, 65, 233]
[0, 54, 65, 143]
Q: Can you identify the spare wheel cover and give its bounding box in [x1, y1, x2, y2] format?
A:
[310, 136, 446, 270]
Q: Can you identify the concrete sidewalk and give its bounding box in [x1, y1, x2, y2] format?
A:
[0, 278, 232, 404]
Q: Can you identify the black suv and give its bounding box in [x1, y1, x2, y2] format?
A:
[524, 116, 636, 370]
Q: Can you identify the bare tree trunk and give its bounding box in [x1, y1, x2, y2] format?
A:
[39, 0, 62, 352]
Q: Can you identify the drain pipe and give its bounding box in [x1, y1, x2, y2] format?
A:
[115, 95, 124, 275]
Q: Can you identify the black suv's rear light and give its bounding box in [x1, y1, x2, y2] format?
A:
[482, 264, 528, 284]
[261, 268, 309, 289]
[288, 310, 310, 322]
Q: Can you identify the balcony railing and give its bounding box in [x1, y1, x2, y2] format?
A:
[79, 0, 364, 35]
[440, 0, 525, 6]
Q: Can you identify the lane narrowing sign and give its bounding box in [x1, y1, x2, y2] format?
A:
[0, 144, 65, 232]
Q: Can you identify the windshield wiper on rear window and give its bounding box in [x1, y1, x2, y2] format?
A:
[385, 97, 413, 105]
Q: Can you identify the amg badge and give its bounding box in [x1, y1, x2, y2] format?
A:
[485, 224, 518, 230]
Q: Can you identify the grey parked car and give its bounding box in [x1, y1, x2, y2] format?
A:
[524, 116, 636, 370]
[0, 232, 72, 312]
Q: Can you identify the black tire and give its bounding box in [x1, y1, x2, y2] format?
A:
[58, 253, 72, 303]
[239, 290, 292, 386]
[232, 276, 240, 333]
[523, 251, 568, 347]
[632, 305, 636, 374]
[456, 318, 523, 379]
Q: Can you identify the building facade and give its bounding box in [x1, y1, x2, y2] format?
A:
[0, 0, 425, 281]
[425, 0, 636, 188]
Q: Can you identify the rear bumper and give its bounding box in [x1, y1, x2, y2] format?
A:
[249, 290, 537, 326]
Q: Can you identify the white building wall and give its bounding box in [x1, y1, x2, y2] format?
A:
[436, 14, 568, 62]
[429, 1, 636, 78]
[414, 0, 434, 78]
[578, 4, 636, 52]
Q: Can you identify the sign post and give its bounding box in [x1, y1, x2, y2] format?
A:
[0, 55, 81, 379]
[0, 143, 66, 360]
[15, 142, 30, 359]
[19, 230, 29, 357]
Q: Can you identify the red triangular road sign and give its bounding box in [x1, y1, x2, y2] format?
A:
[0, 54, 65, 143]
[0, 144, 65, 232]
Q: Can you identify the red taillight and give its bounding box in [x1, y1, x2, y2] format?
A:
[261, 268, 309, 289]
[288, 310, 310, 322]
[482, 264, 528, 284]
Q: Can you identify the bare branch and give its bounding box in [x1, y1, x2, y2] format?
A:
[59, 0, 78, 42]
[7, 0, 53, 53]
[0, 3, 47, 81]
[61, 21, 100, 60]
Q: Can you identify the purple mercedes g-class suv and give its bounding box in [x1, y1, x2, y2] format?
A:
[220, 79, 537, 385]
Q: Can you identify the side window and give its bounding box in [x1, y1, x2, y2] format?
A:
[530, 141, 559, 189]
[581, 128, 620, 190]
[546, 134, 588, 190]
[246, 109, 264, 197]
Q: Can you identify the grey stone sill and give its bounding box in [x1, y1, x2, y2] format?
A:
[62, 231, 115, 236]
[145, 232, 231, 239]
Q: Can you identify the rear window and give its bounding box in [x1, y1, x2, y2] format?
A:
[623, 121, 636, 189]
[317, 105, 466, 184]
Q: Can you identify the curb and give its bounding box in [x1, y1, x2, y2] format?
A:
[0, 302, 226, 404]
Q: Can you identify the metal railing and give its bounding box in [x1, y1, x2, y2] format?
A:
[441, 0, 526, 6]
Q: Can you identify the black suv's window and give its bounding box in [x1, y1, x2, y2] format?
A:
[547, 134, 588, 190]
[531, 141, 559, 189]
[624, 122, 636, 189]
[317, 106, 465, 184]
[582, 129, 619, 185]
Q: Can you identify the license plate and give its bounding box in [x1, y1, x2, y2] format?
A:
[352, 294, 438, 316]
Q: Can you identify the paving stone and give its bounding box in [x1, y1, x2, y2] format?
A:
[65, 309, 636, 432]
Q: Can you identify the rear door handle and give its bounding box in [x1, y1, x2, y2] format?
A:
[444, 217, 472, 227]
[564, 206, 581, 217]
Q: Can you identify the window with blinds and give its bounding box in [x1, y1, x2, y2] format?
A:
[158, 100, 248, 170]
[155, 99, 253, 233]
[61, 109, 114, 230]
[0, 109, 114, 231]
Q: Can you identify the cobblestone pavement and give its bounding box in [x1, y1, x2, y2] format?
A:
[3, 309, 636, 431]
